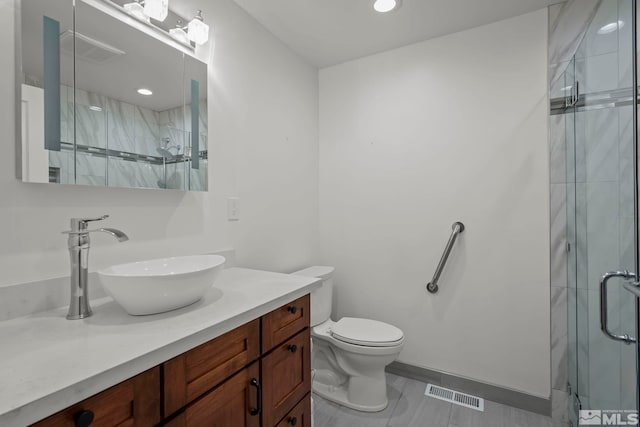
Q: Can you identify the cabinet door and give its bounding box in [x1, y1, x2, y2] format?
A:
[261, 295, 310, 353]
[275, 395, 311, 427]
[165, 363, 260, 427]
[163, 319, 260, 416]
[261, 329, 311, 427]
[31, 367, 160, 427]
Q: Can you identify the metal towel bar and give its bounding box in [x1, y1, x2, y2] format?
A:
[426, 221, 465, 294]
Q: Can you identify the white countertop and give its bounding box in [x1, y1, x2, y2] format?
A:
[0, 268, 321, 427]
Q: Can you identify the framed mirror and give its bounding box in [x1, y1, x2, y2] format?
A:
[19, 0, 208, 191]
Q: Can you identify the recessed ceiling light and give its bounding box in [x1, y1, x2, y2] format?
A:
[137, 88, 153, 96]
[598, 20, 624, 35]
[374, 0, 400, 13]
[89, 105, 103, 112]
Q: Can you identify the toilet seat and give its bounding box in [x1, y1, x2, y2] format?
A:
[331, 317, 404, 347]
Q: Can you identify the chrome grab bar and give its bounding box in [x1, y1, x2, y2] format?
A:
[426, 221, 465, 294]
[599, 270, 636, 344]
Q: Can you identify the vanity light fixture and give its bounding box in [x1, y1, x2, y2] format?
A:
[137, 88, 153, 96]
[123, 0, 150, 23]
[374, 0, 401, 13]
[598, 20, 624, 35]
[187, 10, 210, 45]
[169, 19, 190, 44]
[143, 0, 169, 22]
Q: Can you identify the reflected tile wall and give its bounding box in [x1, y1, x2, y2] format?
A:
[576, 289, 590, 399]
[107, 157, 138, 188]
[60, 85, 71, 144]
[618, 0, 633, 88]
[551, 184, 568, 288]
[551, 287, 568, 391]
[50, 88, 194, 189]
[585, 181, 619, 291]
[548, 0, 602, 86]
[75, 89, 107, 149]
[106, 98, 135, 152]
[134, 106, 160, 156]
[587, 287, 621, 409]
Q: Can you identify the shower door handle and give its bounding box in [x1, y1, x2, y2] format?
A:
[600, 271, 637, 344]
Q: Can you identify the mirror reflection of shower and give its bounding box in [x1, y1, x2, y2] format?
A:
[157, 137, 182, 189]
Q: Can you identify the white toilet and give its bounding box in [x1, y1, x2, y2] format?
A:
[293, 266, 404, 412]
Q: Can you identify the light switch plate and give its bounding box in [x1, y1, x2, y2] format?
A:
[227, 197, 239, 221]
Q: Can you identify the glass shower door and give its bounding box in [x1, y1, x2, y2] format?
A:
[566, 0, 639, 423]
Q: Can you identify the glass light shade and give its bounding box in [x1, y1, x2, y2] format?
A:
[123, 2, 149, 22]
[187, 18, 209, 45]
[143, 0, 169, 22]
[169, 27, 190, 45]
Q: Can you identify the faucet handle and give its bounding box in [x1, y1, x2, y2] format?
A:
[70, 215, 109, 232]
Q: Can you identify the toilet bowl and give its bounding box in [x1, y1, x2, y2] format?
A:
[292, 266, 404, 412]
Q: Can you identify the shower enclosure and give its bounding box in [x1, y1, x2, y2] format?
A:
[551, 0, 640, 424]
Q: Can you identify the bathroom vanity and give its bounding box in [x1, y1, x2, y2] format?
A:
[0, 268, 320, 427]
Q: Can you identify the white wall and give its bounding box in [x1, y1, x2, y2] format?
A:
[319, 10, 550, 397]
[0, 0, 318, 287]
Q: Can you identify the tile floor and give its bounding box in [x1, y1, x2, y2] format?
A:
[313, 373, 553, 427]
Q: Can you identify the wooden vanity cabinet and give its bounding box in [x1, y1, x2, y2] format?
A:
[31, 294, 312, 427]
[163, 363, 261, 427]
[275, 396, 311, 427]
[31, 367, 161, 427]
[261, 328, 311, 427]
[162, 319, 261, 418]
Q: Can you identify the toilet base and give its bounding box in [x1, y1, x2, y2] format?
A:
[312, 380, 389, 413]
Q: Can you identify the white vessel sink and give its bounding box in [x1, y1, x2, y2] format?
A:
[98, 255, 225, 315]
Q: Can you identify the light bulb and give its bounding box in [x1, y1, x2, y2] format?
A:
[187, 11, 209, 45]
[137, 88, 153, 96]
[143, 0, 169, 22]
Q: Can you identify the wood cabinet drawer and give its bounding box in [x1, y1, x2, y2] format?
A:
[275, 395, 311, 427]
[261, 329, 311, 427]
[163, 319, 260, 417]
[261, 295, 310, 353]
[164, 363, 260, 427]
[32, 367, 160, 427]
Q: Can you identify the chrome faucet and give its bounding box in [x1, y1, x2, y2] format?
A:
[63, 215, 129, 320]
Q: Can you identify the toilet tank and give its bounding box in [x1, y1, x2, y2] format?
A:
[291, 266, 334, 327]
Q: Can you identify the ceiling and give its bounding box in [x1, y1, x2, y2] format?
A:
[21, 0, 206, 111]
[232, 0, 565, 68]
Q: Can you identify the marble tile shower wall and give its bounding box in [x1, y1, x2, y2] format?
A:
[47, 84, 205, 189]
[549, 1, 600, 426]
[549, 1, 637, 425]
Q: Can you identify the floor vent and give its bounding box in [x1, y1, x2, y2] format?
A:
[425, 384, 484, 412]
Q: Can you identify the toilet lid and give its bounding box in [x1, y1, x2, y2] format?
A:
[331, 317, 404, 347]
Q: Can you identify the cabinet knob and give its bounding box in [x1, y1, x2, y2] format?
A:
[74, 410, 94, 427]
[288, 416, 298, 426]
[287, 306, 298, 314]
[288, 344, 298, 353]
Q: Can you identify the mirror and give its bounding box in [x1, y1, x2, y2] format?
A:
[19, 0, 208, 191]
